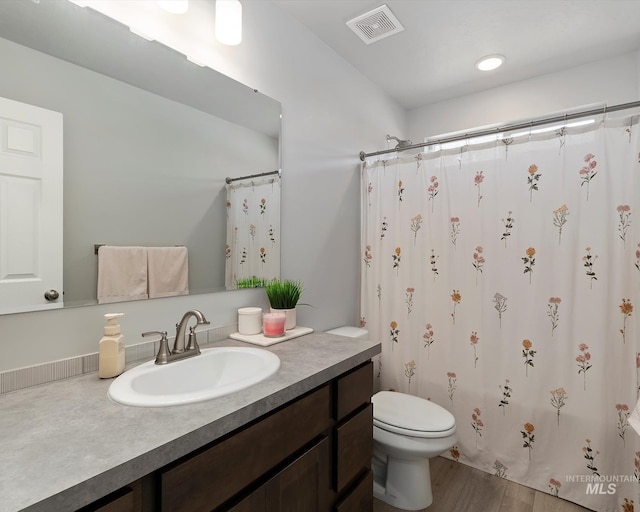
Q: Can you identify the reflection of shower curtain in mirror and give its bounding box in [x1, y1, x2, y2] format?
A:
[225, 176, 281, 288]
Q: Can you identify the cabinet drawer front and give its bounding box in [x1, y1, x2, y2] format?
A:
[334, 471, 373, 512]
[160, 384, 332, 512]
[91, 491, 135, 512]
[334, 362, 373, 421]
[265, 437, 330, 512]
[77, 483, 140, 512]
[226, 486, 266, 512]
[334, 403, 372, 492]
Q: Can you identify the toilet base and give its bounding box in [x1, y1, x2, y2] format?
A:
[372, 454, 433, 511]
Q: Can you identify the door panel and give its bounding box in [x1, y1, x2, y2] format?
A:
[0, 96, 63, 312]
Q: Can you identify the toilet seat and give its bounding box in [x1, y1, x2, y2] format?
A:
[372, 391, 456, 439]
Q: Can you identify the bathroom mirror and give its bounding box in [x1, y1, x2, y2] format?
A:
[0, 0, 281, 313]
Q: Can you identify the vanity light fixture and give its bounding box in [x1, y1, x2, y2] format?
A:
[215, 0, 242, 46]
[157, 0, 189, 14]
[475, 54, 505, 71]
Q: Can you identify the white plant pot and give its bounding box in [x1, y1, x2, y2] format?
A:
[271, 307, 296, 330]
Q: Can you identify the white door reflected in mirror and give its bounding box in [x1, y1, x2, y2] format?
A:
[0, 96, 63, 313]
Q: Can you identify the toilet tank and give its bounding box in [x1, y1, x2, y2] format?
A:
[326, 326, 369, 339]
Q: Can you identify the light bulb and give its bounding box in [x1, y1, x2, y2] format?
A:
[215, 0, 242, 46]
[475, 54, 505, 71]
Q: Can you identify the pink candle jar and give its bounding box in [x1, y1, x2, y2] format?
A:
[263, 312, 286, 337]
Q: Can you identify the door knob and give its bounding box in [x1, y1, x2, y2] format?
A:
[44, 289, 60, 301]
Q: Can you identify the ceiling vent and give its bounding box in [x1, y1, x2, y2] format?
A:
[346, 4, 404, 45]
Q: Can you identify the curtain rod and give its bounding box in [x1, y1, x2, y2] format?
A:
[225, 169, 281, 184]
[359, 100, 640, 161]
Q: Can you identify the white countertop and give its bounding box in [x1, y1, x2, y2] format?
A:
[0, 332, 380, 512]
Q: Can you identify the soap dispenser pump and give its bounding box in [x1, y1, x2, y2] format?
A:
[99, 313, 125, 378]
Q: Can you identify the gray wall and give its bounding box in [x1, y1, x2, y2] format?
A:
[0, 36, 278, 305]
[408, 51, 640, 141]
[4, 1, 634, 373]
[0, 0, 405, 371]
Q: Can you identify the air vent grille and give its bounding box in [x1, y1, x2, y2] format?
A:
[347, 4, 404, 45]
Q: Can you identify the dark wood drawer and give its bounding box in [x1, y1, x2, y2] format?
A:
[264, 437, 330, 512]
[228, 437, 330, 512]
[335, 471, 373, 512]
[77, 483, 140, 512]
[94, 491, 135, 512]
[226, 487, 265, 512]
[334, 403, 373, 492]
[334, 362, 373, 422]
[160, 384, 332, 512]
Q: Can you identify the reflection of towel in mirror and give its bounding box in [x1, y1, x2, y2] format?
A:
[147, 247, 189, 299]
[97, 246, 149, 304]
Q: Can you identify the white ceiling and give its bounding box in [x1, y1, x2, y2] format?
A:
[273, 0, 640, 110]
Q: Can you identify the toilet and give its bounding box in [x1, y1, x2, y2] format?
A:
[326, 326, 457, 511]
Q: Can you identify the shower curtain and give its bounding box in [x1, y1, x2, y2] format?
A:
[361, 112, 640, 511]
[225, 175, 280, 289]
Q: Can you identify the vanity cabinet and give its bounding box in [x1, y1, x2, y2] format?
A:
[160, 384, 333, 512]
[227, 437, 330, 512]
[332, 361, 374, 512]
[78, 361, 373, 512]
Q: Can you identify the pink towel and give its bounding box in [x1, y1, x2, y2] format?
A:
[147, 246, 189, 298]
[97, 246, 148, 304]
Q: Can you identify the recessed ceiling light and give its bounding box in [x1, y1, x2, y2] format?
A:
[475, 54, 505, 71]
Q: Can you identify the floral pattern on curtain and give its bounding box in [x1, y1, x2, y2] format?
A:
[225, 176, 280, 288]
[361, 113, 640, 511]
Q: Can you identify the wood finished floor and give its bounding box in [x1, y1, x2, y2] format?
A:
[373, 457, 594, 512]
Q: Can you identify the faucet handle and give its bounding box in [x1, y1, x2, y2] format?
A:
[186, 326, 201, 354]
[142, 331, 171, 365]
[142, 330, 167, 338]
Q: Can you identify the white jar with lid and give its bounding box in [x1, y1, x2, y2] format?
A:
[238, 307, 263, 335]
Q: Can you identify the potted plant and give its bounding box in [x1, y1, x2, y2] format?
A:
[265, 279, 303, 330]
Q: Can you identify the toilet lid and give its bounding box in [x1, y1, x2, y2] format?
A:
[372, 391, 456, 438]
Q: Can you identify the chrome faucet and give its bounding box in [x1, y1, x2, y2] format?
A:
[143, 309, 210, 365]
[174, 309, 210, 353]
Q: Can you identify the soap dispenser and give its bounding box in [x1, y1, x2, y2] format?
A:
[99, 313, 126, 378]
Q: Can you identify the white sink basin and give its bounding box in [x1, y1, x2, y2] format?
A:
[108, 346, 280, 407]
